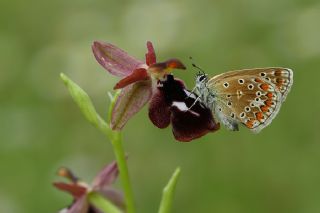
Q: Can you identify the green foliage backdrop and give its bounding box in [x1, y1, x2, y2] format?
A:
[1, 0, 320, 212]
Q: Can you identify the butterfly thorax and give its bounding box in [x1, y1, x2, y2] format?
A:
[194, 74, 216, 110]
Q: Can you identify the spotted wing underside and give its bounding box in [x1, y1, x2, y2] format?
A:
[207, 68, 293, 133]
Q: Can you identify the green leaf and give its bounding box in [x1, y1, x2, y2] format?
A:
[60, 73, 112, 138]
[158, 167, 181, 213]
[88, 192, 122, 213]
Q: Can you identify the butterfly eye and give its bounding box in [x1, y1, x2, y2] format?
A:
[198, 75, 207, 82]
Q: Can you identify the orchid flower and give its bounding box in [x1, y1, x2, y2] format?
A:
[92, 41, 185, 131]
[92, 41, 220, 141]
[54, 161, 124, 213]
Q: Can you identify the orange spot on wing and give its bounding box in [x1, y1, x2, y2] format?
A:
[276, 78, 284, 83]
[266, 92, 273, 99]
[255, 78, 263, 83]
[255, 112, 264, 121]
[246, 120, 254, 128]
[260, 105, 269, 112]
[276, 78, 285, 89]
[260, 83, 269, 91]
[265, 100, 272, 107]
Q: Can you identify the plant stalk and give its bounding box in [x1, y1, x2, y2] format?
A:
[111, 131, 135, 213]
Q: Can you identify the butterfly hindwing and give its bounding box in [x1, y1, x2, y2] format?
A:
[202, 67, 293, 133]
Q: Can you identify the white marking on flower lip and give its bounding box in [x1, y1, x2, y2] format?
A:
[172, 102, 188, 111]
[172, 102, 200, 116]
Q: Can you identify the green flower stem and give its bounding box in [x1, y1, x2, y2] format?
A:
[60, 73, 135, 213]
[89, 192, 122, 213]
[111, 131, 136, 213]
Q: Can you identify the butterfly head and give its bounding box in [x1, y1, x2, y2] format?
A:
[195, 72, 208, 83]
[190, 60, 208, 89]
[195, 72, 208, 92]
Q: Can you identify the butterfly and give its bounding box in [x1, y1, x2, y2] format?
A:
[192, 67, 293, 133]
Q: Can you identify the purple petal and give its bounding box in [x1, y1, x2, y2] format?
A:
[114, 68, 149, 89]
[148, 89, 171, 128]
[67, 195, 89, 213]
[92, 41, 145, 77]
[92, 161, 118, 190]
[97, 188, 125, 211]
[145, 41, 156, 66]
[111, 80, 152, 130]
[53, 182, 87, 198]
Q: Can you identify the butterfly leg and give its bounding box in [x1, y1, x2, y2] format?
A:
[185, 86, 197, 100]
[188, 96, 201, 110]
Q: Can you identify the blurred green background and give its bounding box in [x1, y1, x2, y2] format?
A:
[1, 0, 320, 212]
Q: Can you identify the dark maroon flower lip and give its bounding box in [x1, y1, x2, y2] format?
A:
[149, 74, 220, 142]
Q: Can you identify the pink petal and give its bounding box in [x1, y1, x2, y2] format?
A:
[92, 41, 145, 77]
[114, 68, 149, 89]
[92, 161, 119, 190]
[67, 195, 89, 213]
[145, 41, 156, 66]
[53, 182, 87, 198]
[111, 80, 152, 130]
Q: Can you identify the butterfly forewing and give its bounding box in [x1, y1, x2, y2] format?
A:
[205, 67, 293, 133]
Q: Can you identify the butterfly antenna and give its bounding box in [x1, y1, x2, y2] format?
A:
[189, 56, 206, 75]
